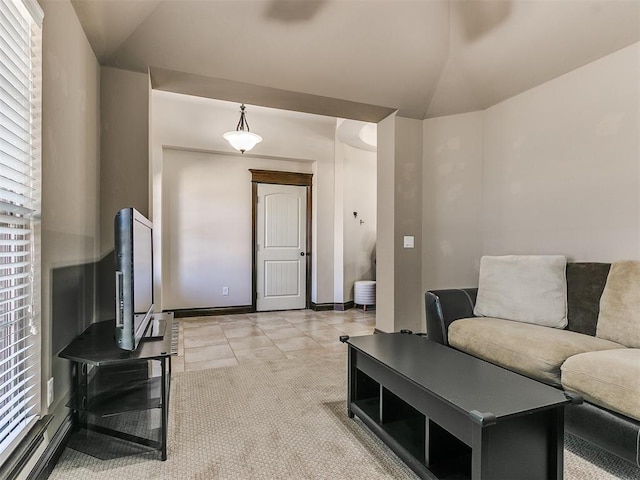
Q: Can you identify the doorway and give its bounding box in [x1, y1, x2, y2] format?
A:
[250, 170, 312, 311]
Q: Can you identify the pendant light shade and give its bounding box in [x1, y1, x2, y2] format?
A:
[224, 104, 262, 153]
[223, 130, 263, 153]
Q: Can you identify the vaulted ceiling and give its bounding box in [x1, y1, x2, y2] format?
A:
[70, 0, 640, 121]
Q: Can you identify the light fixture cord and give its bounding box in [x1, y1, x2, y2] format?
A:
[236, 104, 251, 132]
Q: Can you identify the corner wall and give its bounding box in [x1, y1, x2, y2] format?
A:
[482, 42, 640, 260]
[393, 117, 423, 332]
[334, 133, 377, 304]
[422, 42, 640, 312]
[342, 144, 377, 300]
[40, 0, 101, 438]
[376, 114, 396, 332]
[100, 67, 149, 254]
[377, 114, 423, 332]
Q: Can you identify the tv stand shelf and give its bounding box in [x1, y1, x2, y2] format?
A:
[66, 367, 163, 417]
[59, 313, 175, 461]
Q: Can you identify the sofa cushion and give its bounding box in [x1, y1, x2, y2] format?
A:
[597, 261, 640, 348]
[566, 262, 610, 336]
[448, 317, 624, 386]
[562, 349, 640, 422]
[473, 255, 568, 328]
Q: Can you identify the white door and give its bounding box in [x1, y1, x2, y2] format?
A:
[256, 184, 307, 311]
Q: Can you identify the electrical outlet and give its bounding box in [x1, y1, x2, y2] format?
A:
[222, 286, 229, 296]
[47, 377, 54, 407]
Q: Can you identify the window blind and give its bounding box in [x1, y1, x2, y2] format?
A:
[0, 0, 42, 465]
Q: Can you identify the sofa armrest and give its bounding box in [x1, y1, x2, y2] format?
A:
[425, 288, 478, 345]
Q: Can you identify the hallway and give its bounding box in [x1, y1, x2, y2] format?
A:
[173, 308, 376, 372]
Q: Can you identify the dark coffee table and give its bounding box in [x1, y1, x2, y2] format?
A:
[343, 332, 578, 480]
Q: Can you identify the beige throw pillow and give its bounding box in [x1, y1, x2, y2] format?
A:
[473, 255, 568, 328]
[596, 261, 640, 348]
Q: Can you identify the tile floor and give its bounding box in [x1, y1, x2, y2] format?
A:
[172, 308, 376, 373]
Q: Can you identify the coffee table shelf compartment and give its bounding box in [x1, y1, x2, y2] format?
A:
[346, 333, 570, 480]
[381, 388, 427, 464]
[351, 367, 470, 479]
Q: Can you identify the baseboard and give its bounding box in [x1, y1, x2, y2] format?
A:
[27, 414, 73, 480]
[171, 302, 368, 315]
[310, 302, 334, 311]
[373, 328, 387, 334]
[169, 306, 253, 318]
[333, 301, 354, 311]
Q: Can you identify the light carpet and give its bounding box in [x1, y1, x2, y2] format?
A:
[50, 349, 640, 479]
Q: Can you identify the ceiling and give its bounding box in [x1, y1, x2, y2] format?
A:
[70, 0, 640, 121]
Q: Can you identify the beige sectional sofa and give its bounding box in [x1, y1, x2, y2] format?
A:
[425, 258, 640, 467]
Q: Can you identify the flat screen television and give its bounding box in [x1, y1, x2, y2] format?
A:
[114, 207, 154, 351]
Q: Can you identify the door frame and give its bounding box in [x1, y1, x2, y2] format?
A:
[250, 169, 313, 312]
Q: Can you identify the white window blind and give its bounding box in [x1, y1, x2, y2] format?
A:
[0, 0, 42, 465]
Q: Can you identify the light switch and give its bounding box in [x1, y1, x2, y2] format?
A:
[403, 236, 415, 248]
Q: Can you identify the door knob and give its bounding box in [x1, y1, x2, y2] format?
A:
[300, 252, 305, 256]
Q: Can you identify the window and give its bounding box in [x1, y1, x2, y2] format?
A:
[0, 0, 43, 465]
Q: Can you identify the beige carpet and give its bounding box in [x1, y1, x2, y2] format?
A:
[50, 350, 640, 479]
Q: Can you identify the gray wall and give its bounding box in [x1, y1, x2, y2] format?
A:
[40, 0, 101, 437]
[393, 117, 423, 333]
[376, 114, 396, 333]
[39, 0, 149, 450]
[422, 112, 483, 290]
[100, 67, 149, 254]
[38, 4, 639, 459]
[421, 42, 640, 322]
[376, 114, 424, 333]
[481, 43, 639, 260]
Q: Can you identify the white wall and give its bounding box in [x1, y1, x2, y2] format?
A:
[422, 42, 640, 300]
[341, 143, 377, 301]
[333, 131, 345, 304]
[162, 149, 312, 309]
[151, 91, 336, 310]
[311, 143, 336, 306]
[333, 132, 377, 304]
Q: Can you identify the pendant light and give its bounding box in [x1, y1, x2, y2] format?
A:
[223, 104, 263, 153]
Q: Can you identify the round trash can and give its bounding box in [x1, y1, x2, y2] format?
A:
[354, 280, 376, 311]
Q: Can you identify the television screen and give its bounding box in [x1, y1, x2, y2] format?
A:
[115, 207, 154, 351]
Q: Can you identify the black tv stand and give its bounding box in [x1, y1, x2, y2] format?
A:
[59, 312, 176, 460]
[144, 316, 167, 339]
